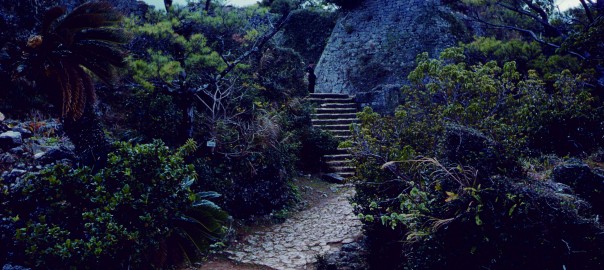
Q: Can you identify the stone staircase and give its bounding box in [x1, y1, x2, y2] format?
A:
[308, 93, 358, 179]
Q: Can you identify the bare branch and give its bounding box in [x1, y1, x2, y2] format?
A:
[471, 14, 586, 60]
[216, 12, 292, 80]
[579, 0, 594, 23]
[497, 1, 564, 37]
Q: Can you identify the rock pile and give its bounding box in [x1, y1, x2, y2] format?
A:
[0, 118, 74, 183]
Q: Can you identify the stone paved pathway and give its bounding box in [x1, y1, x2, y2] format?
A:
[223, 185, 363, 270]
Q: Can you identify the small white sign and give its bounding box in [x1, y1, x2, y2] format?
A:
[206, 140, 216, 147]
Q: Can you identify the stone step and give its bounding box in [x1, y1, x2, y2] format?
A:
[324, 154, 353, 161]
[334, 135, 352, 140]
[315, 107, 357, 114]
[330, 166, 356, 173]
[313, 124, 352, 131]
[338, 171, 356, 178]
[320, 103, 357, 109]
[326, 160, 353, 167]
[312, 118, 359, 125]
[311, 113, 358, 120]
[308, 97, 354, 103]
[310, 93, 352, 99]
[324, 130, 352, 137]
[334, 148, 352, 154]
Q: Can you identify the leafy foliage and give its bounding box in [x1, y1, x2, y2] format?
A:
[348, 47, 604, 269]
[278, 9, 337, 64]
[0, 140, 229, 269]
[116, 4, 317, 218]
[403, 47, 602, 156]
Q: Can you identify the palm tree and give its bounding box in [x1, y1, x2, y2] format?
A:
[14, 1, 129, 166]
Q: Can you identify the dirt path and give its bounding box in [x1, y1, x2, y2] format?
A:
[194, 178, 364, 270]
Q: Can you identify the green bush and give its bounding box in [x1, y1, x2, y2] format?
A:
[349, 111, 604, 269]
[355, 157, 604, 269]
[403, 48, 602, 156]
[0, 140, 229, 269]
[195, 145, 297, 218]
[346, 48, 604, 269]
[279, 9, 337, 64]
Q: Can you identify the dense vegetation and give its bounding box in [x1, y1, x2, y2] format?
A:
[1, 0, 337, 268]
[347, 1, 604, 269]
[1, 0, 603, 269]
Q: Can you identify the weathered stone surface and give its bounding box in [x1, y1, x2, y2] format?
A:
[315, 0, 470, 113]
[553, 159, 604, 215]
[34, 147, 75, 164]
[2, 264, 31, 270]
[0, 153, 16, 164]
[0, 131, 22, 150]
[224, 186, 363, 270]
[11, 127, 32, 139]
[322, 173, 345, 183]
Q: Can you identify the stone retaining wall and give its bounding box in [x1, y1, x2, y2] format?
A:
[315, 0, 468, 113]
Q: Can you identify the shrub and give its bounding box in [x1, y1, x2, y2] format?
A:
[349, 112, 604, 269]
[195, 146, 296, 218]
[279, 9, 337, 64]
[403, 48, 603, 156]
[346, 48, 604, 269]
[355, 157, 604, 269]
[0, 140, 229, 269]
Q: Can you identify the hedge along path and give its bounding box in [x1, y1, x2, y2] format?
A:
[222, 184, 363, 270]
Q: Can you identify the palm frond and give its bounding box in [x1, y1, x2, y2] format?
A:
[59, 2, 120, 28]
[41, 6, 66, 35]
[73, 40, 127, 66]
[60, 13, 121, 32]
[74, 28, 131, 44]
[77, 55, 119, 84]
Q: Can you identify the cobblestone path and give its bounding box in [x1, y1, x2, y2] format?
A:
[223, 185, 363, 270]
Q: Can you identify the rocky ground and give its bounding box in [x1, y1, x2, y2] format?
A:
[189, 178, 367, 270]
[0, 118, 75, 179]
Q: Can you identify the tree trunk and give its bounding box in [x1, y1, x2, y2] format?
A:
[62, 106, 109, 169]
[205, 0, 211, 12]
[164, 0, 173, 11]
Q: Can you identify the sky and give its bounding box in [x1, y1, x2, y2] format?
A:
[142, 0, 583, 11]
[557, 0, 582, 10]
[142, 0, 258, 9]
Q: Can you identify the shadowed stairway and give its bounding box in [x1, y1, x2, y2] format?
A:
[308, 93, 358, 179]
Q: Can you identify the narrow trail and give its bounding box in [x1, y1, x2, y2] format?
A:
[195, 180, 364, 270]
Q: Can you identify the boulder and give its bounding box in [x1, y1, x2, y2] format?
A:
[322, 173, 345, 183]
[8, 147, 24, 155]
[553, 159, 604, 215]
[315, 238, 368, 270]
[11, 127, 32, 139]
[34, 147, 75, 165]
[0, 153, 16, 164]
[2, 265, 31, 270]
[0, 131, 22, 150]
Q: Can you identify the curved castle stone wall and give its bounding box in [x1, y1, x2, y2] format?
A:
[315, 0, 467, 113]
